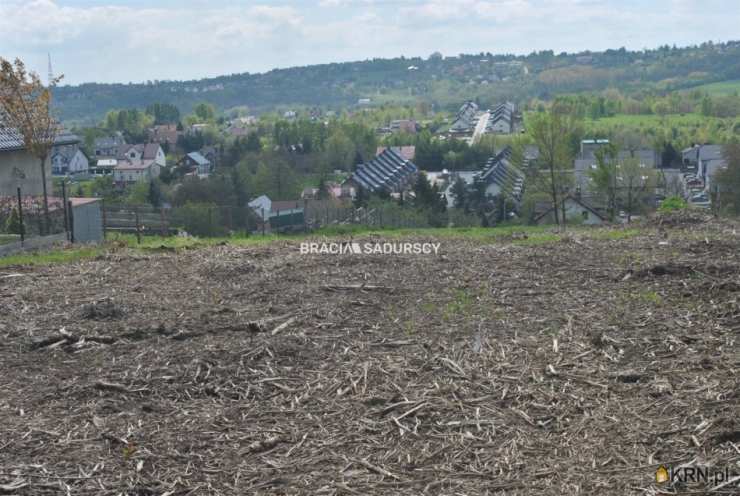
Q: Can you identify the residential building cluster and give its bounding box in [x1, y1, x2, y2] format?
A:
[447, 100, 520, 142]
[91, 138, 165, 186]
[348, 148, 419, 194]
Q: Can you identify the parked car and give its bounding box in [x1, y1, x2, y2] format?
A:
[686, 179, 703, 188]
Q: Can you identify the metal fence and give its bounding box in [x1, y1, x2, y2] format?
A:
[0, 187, 69, 243]
[303, 200, 469, 230]
[103, 203, 261, 239]
[101, 199, 480, 242]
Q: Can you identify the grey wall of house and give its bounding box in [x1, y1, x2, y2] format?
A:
[0, 150, 52, 197]
[72, 201, 103, 243]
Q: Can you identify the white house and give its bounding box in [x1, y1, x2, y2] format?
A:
[51, 144, 89, 176]
[113, 161, 161, 185]
[91, 158, 118, 176]
[109, 144, 165, 186]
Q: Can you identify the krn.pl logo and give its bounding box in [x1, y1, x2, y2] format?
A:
[656, 465, 669, 484]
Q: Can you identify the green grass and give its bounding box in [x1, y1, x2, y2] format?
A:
[298, 173, 350, 190]
[107, 232, 286, 250]
[443, 288, 475, 321]
[0, 234, 20, 246]
[313, 224, 556, 240]
[586, 112, 726, 129]
[314, 224, 640, 247]
[688, 80, 740, 96]
[0, 246, 102, 268]
[0, 224, 643, 267]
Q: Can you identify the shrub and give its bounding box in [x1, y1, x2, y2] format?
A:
[172, 202, 226, 237]
[4, 208, 21, 234]
[658, 196, 688, 213]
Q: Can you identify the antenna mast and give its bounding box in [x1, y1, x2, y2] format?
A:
[47, 53, 55, 87]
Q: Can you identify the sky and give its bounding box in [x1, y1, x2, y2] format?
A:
[1, 0, 738, 85]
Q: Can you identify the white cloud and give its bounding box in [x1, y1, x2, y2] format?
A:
[0, 0, 737, 84]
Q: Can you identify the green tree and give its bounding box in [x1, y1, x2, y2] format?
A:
[450, 177, 468, 210]
[90, 175, 118, 201]
[175, 202, 225, 237]
[618, 157, 656, 222]
[528, 107, 581, 227]
[254, 159, 299, 200]
[145, 103, 180, 124]
[245, 133, 262, 153]
[4, 208, 21, 235]
[353, 185, 368, 208]
[590, 143, 620, 221]
[231, 163, 252, 207]
[148, 180, 163, 207]
[0, 57, 63, 234]
[126, 181, 150, 205]
[324, 130, 355, 172]
[193, 102, 216, 122]
[715, 142, 740, 214]
[317, 177, 330, 200]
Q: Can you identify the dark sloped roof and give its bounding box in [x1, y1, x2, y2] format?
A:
[478, 147, 525, 199]
[142, 143, 162, 160]
[119, 144, 138, 159]
[351, 149, 418, 193]
[94, 134, 125, 149]
[52, 141, 85, 161]
[0, 125, 79, 153]
[0, 126, 23, 151]
[186, 151, 210, 166]
[449, 101, 479, 132]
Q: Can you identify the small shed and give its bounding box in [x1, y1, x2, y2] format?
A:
[71, 198, 104, 243]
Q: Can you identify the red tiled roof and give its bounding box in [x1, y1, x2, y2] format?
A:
[114, 159, 156, 171]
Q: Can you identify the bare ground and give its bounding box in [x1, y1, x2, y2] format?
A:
[0, 220, 739, 495]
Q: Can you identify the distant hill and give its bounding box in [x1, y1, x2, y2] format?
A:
[53, 41, 740, 125]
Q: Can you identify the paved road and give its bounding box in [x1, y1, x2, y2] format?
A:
[471, 111, 490, 144]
